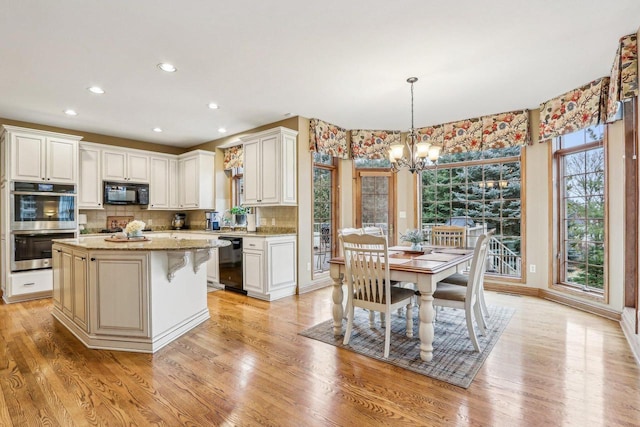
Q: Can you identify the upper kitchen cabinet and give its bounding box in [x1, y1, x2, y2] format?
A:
[78, 142, 103, 209]
[149, 155, 179, 210]
[102, 148, 149, 183]
[177, 150, 215, 209]
[2, 125, 81, 184]
[240, 127, 297, 206]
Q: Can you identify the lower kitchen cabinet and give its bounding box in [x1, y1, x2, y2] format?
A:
[242, 235, 296, 301]
[52, 246, 88, 332]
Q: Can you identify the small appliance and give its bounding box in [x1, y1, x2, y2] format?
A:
[246, 213, 256, 232]
[205, 211, 220, 231]
[103, 181, 149, 205]
[171, 213, 187, 229]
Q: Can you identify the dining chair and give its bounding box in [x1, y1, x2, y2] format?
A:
[431, 225, 467, 248]
[362, 226, 385, 237]
[437, 229, 496, 321]
[341, 233, 415, 358]
[432, 233, 490, 352]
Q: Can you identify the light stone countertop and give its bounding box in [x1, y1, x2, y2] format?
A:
[53, 236, 230, 251]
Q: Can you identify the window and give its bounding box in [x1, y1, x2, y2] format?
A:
[313, 152, 337, 275]
[555, 125, 606, 295]
[230, 168, 244, 207]
[420, 146, 523, 278]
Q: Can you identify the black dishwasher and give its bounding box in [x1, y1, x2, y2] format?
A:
[218, 236, 246, 294]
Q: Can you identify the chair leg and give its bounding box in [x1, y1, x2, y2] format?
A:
[380, 312, 386, 328]
[369, 310, 375, 327]
[466, 310, 481, 352]
[343, 304, 355, 345]
[383, 310, 391, 358]
[405, 301, 413, 338]
[474, 302, 486, 335]
[478, 285, 490, 318]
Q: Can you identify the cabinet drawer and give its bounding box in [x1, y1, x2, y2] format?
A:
[11, 270, 52, 295]
[243, 237, 264, 251]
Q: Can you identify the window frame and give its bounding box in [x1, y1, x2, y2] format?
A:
[552, 127, 608, 302]
[312, 154, 339, 277]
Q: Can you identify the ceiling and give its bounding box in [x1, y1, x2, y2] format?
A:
[0, 1, 638, 148]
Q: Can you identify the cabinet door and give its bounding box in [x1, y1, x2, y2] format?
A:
[46, 138, 77, 183]
[259, 135, 280, 204]
[78, 145, 102, 208]
[243, 140, 260, 204]
[127, 153, 149, 183]
[207, 247, 219, 284]
[149, 157, 170, 209]
[52, 247, 62, 308]
[10, 132, 45, 181]
[179, 156, 199, 208]
[102, 150, 127, 181]
[90, 253, 149, 337]
[169, 158, 179, 209]
[73, 252, 88, 331]
[61, 249, 74, 317]
[243, 250, 263, 294]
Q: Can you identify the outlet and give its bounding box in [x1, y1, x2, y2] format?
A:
[271, 218, 276, 226]
[147, 219, 153, 226]
[307, 262, 311, 271]
[529, 264, 536, 273]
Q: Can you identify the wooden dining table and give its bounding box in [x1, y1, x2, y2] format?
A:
[329, 246, 474, 362]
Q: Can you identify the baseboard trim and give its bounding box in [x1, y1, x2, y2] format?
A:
[298, 277, 333, 294]
[621, 308, 640, 366]
[539, 289, 621, 321]
[485, 282, 539, 297]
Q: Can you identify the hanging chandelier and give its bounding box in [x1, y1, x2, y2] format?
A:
[389, 77, 441, 173]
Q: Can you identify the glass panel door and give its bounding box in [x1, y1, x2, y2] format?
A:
[355, 170, 395, 243]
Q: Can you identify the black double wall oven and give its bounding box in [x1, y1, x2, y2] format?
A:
[10, 181, 77, 272]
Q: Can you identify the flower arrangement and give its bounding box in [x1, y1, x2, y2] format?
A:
[125, 220, 146, 235]
[400, 229, 425, 244]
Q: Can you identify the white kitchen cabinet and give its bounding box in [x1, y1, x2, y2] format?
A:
[89, 252, 150, 337]
[169, 158, 179, 209]
[52, 245, 89, 332]
[2, 125, 81, 184]
[78, 143, 103, 209]
[149, 156, 171, 209]
[240, 127, 297, 206]
[177, 150, 214, 210]
[103, 148, 150, 183]
[242, 235, 296, 301]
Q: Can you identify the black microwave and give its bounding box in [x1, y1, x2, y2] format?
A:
[104, 182, 149, 205]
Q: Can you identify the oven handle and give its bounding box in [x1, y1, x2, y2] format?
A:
[11, 191, 77, 196]
[11, 230, 77, 236]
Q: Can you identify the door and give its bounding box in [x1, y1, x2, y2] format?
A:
[46, 138, 77, 183]
[243, 140, 260, 204]
[78, 145, 102, 208]
[11, 132, 45, 181]
[149, 157, 170, 209]
[355, 170, 396, 244]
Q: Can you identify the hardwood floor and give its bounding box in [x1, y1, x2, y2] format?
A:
[1, 287, 639, 426]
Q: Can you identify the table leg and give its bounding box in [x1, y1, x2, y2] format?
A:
[417, 279, 435, 362]
[331, 270, 344, 336]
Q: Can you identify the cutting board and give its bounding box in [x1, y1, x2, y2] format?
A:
[106, 216, 134, 230]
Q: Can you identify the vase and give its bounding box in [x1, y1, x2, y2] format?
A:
[410, 242, 421, 251]
[128, 230, 143, 238]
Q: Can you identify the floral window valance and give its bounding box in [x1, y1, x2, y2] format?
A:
[309, 118, 349, 159]
[223, 145, 243, 170]
[539, 77, 610, 142]
[607, 33, 638, 122]
[443, 118, 483, 153]
[350, 130, 401, 159]
[481, 110, 530, 149]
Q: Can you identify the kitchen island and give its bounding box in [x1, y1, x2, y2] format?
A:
[51, 236, 229, 353]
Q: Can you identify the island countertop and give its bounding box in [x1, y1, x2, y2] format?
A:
[53, 236, 229, 251]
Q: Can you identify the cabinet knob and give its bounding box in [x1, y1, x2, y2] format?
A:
[55, 249, 61, 253]
[81, 257, 87, 260]
[90, 257, 96, 261]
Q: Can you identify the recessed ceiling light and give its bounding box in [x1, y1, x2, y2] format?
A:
[218, 127, 227, 133]
[88, 86, 105, 94]
[157, 63, 177, 72]
[208, 103, 219, 109]
[64, 109, 78, 116]
[152, 127, 163, 133]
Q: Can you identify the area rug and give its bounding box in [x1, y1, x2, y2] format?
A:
[299, 304, 515, 388]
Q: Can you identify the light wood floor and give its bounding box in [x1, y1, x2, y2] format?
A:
[1, 287, 639, 426]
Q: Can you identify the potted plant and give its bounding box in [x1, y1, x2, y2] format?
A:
[124, 220, 146, 238]
[230, 206, 248, 226]
[400, 229, 425, 251]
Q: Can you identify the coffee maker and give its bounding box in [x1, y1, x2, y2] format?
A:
[171, 213, 187, 229]
[205, 211, 220, 231]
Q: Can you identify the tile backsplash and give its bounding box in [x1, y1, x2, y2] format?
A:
[80, 205, 298, 233]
